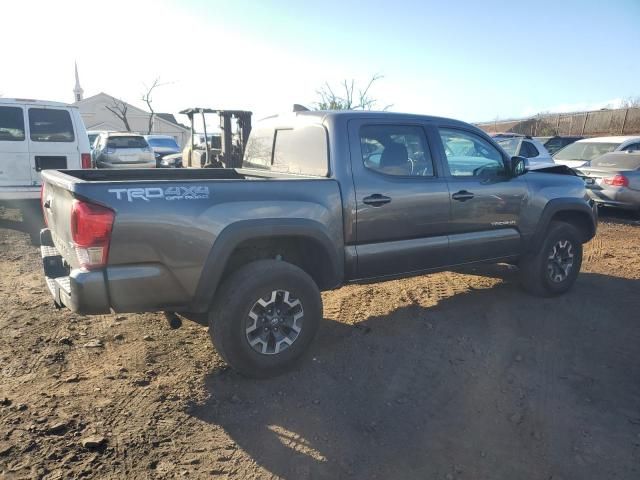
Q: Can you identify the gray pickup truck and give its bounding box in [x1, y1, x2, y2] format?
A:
[40, 111, 597, 377]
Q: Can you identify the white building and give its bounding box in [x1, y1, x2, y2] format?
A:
[72, 66, 190, 147]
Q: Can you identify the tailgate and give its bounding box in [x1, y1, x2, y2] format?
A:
[41, 173, 82, 268]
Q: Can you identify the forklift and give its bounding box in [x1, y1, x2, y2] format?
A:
[180, 108, 252, 168]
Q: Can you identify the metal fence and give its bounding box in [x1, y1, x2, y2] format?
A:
[477, 107, 640, 137]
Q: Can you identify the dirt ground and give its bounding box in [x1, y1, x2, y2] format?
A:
[1, 207, 639, 480]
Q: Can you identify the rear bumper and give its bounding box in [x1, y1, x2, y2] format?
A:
[41, 229, 111, 314]
[40, 228, 190, 315]
[586, 187, 640, 210]
[96, 162, 156, 169]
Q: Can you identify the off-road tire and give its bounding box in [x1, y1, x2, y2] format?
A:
[519, 221, 583, 296]
[209, 259, 322, 378]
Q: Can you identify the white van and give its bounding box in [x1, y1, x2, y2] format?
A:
[0, 98, 91, 204]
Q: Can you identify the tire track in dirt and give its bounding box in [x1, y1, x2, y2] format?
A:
[584, 236, 604, 263]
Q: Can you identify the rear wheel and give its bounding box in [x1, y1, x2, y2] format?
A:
[209, 260, 322, 378]
[519, 221, 583, 296]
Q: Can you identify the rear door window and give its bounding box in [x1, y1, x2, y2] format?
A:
[0, 106, 26, 141]
[28, 108, 75, 142]
[520, 141, 540, 158]
[359, 124, 434, 177]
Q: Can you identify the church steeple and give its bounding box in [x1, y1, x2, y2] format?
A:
[73, 62, 84, 102]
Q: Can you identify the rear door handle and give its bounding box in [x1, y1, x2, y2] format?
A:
[452, 190, 474, 202]
[363, 194, 391, 206]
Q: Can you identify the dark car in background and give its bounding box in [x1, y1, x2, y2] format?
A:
[144, 135, 181, 167]
[535, 136, 583, 155]
[577, 151, 640, 213]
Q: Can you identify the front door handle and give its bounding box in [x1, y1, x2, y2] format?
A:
[363, 194, 391, 207]
[452, 190, 474, 202]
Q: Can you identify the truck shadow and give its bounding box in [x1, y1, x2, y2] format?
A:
[597, 207, 640, 226]
[0, 218, 31, 234]
[186, 270, 640, 480]
[0, 205, 42, 241]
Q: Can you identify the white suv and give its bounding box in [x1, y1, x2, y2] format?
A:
[0, 98, 91, 204]
[493, 134, 555, 169]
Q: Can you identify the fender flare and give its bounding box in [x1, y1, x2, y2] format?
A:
[528, 198, 597, 252]
[190, 218, 343, 312]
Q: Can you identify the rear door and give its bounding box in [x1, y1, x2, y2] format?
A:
[27, 107, 79, 186]
[349, 119, 451, 278]
[0, 105, 31, 187]
[436, 127, 528, 263]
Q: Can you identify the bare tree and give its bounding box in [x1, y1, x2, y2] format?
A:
[315, 74, 391, 111]
[620, 96, 640, 108]
[105, 97, 132, 132]
[141, 78, 168, 135]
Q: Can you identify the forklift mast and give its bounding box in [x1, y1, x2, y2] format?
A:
[179, 108, 252, 168]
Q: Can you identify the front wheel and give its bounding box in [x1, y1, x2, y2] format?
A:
[209, 260, 322, 378]
[519, 221, 583, 296]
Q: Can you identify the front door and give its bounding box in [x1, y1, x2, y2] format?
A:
[0, 105, 31, 187]
[349, 120, 451, 278]
[436, 127, 528, 263]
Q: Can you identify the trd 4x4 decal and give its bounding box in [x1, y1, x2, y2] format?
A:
[107, 186, 209, 202]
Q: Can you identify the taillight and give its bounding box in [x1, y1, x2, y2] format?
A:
[81, 153, 91, 169]
[70, 200, 115, 270]
[40, 183, 48, 227]
[603, 174, 629, 187]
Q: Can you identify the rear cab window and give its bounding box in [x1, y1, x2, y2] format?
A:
[0, 106, 26, 141]
[28, 108, 75, 142]
[243, 121, 329, 176]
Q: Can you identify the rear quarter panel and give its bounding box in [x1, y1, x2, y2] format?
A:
[66, 176, 344, 309]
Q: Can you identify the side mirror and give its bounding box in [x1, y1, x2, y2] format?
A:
[510, 156, 528, 176]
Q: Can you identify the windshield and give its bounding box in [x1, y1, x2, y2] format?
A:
[554, 141, 619, 161]
[496, 138, 519, 156]
[147, 137, 179, 149]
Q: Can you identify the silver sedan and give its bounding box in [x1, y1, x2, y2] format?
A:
[577, 151, 640, 213]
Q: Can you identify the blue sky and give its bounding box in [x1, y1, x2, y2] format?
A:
[2, 0, 639, 123]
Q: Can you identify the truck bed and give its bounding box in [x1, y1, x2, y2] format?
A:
[40, 168, 343, 315]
